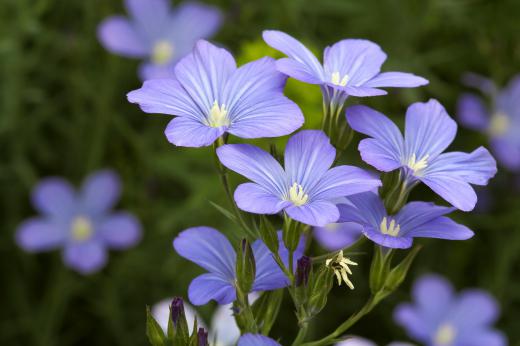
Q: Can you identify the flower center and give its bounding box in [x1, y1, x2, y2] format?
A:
[207, 101, 230, 128]
[489, 111, 509, 137]
[325, 223, 339, 232]
[331, 71, 349, 86]
[152, 40, 174, 65]
[380, 217, 400, 237]
[434, 323, 456, 346]
[71, 216, 93, 242]
[288, 182, 309, 206]
[407, 153, 429, 174]
[325, 250, 358, 289]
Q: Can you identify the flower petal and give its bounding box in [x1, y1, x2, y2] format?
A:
[32, 178, 77, 219]
[286, 200, 339, 227]
[449, 289, 500, 328]
[346, 105, 404, 172]
[285, 130, 335, 190]
[125, 0, 170, 37]
[173, 227, 236, 279]
[459, 329, 506, 346]
[395, 201, 454, 232]
[404, 99, 457, 160]
[403, 216, 473, 241]
[252, 240, 290, 291]
[97, 16, 148, 57]
[217, 144, 286, 196]
[420, 174, 477, 212]
[127, 79, 202, 120]
[323, 39, 386, 86]
[98, 212, 142, 249]
[491, 137, 520, 171]
[338, 192, 386, 228]
[262, 30, 324, 83]
[238, 334, 281, 346]
[311, 166, 381, 201]
[393, 304, 431, 343]
[341, 86, 387, 97]
[412, 274, 454, 324]
[234, 183, 290, 214]
[363, 226, 413, 249]
[174, 40, 236, 112]
[63, 241, 107, 275]
[363, 72, 428, 88]
[138, 62, 176, 80]
[188, 273, 236, 305]
[165, 116, 225, 147]
[80, 170, 121, 215]
[313, 222, 363, 251]
[456, 93, 489, 131]
[169, 2, 221, 45]
[16, 218, 66, 252]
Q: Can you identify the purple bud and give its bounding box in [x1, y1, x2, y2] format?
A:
[296, 256, 311, 287]
[170, 297, 184, 326]
[198, 327, 208, 346]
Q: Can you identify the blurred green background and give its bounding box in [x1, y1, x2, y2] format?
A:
[1, 0, 519, 345]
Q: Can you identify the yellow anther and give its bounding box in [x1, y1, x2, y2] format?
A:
[407, 153, 429, 174]
[288, 182, 309, 206]
[325, 250, 358, 289]
[489, 112, 509, 137]
[71, 216, 93, 242]
[331, 71, 349, 87]
[434, 323, 456, 345]
[207, 101, 230, 128]
[152, 40, 174, 65]
[380, 217, 400, 237]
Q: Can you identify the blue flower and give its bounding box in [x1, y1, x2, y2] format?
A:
[238, 334, 281, 346]
[314, 222, 363, 251]
[15, 170, 142, 274]
[347, 99, 497, 211]
[395, 274, 506, 346]
[173, 227, 304, 305]
[262, 30, 428, 106]
[338, 192, 473, 249]
[127, 40, 304, 147]
[457, 74, 520, 172]
[98, 0, 221, 80]
[216, 130, 381, 227]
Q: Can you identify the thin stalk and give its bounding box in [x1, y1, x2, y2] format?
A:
[292, 323, 309, 346]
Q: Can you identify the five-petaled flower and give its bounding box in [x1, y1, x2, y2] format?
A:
[98, 0, 221, 80]
[15, 170, 142, 274]
[216, 130, 381, 227]
[127, 40, 304, 147]
[173, 227, 304, 305]
[395, 274, 506, 346]
[338, 192, 474, 249]
[457, 73, 520, 172]
[262, 30, 428, 107]
[347, 99, 497, 211]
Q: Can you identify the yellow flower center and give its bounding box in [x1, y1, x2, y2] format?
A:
[152, 40, 174, 65]
[207, 101, 230, 128]
[489, 111, 509, 137]
[331, 71, 349, 86]
[407, 153, 429, 175]
[434, 323, 456, 346]
[71, 216, 93, 242]
[288, 182, 309, 206]
[380, 217, 400, 237]
[325, 250, 358, 289]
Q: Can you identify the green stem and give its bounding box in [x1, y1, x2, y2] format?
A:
[292, 323, 309, 346]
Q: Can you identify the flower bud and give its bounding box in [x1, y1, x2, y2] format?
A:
[295, 256, 311, 287]
[170, 297, 184, 327]
[197, 327, 208, 346]
[169, 297, 189, 344]
[236, 239, 256, 295]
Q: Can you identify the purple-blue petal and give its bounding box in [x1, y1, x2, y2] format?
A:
[363, 226, 413, 249]
[32, 178, 77, 219]
[234, 183, 290, 215]
[125, 0, 170, 38]
[412, 274, 454, 325]
[80, 170, 121, 215]
[393, 304, 431, 342]
[252, 240, 290, 291]
[169, 2, 221, 45]
[188, 273, 236, 306]
[448, 289, 500, 328]
[340, 86, 387, 97]
[420, 174, 477, 212]
[165, 116, 226, 147]
[457, 93, 489, 131]
[238, 334, 281, 346]
[458, 329, 507, 346]
[491, 137, 520, 171]
[97, 16, 148, 58]
[314, 222, 363, 251]
[98, 212, 142, 249]
[63, 240, 107, 275]
[138, 62, 176, 80]
[402, 216, 473, 241]
[276, 58, 324, 84]
[363, 72, 428, 88]
[173, 227, 236, 280]
[285, 200, 339, 227]
[338, 192, 386, 228]
[16, 218, 66, 252]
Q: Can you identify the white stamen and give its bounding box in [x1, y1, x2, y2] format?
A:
[325, 250, 358, 289]
[71, 216, 93, 242]
[434, 323, 457, 345]
[288, 182, 309, 206]
[152, 40, 174, 65]
[207, 101, 230, 128]
[380, 217, 400, 237]
[407, 153, 429, 175]
[331, 71, 350, 86]
[489, 111, 509, 137]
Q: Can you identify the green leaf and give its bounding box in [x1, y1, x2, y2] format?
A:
[369, 246, 394, 295]
[209, 201, 237, 222]
[146, 306, 166, 346]
[258, 215, 279, 254]
[251, 289, 284, 334]
[385, 245, 422, 291]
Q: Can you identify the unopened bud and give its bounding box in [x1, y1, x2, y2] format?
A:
[197, 328, 208, 346]
[295, 256, 311, 287]
[170, 297, 184, 326]
[236, 239, 256, 294]
[169, 297, 189, 344]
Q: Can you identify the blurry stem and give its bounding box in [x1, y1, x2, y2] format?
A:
[292, 323, 309, 346]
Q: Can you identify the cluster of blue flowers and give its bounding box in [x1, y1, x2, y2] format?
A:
[14, 1, 510, 345]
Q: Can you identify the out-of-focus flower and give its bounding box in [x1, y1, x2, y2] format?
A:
[457, 74, 520, 172]
[217, 130, 381, 227]
[336, 337, 414, 346]
[314, 222, 363, 251]
[98, 0, 221, 80]
[173, 227, 304, 305]
[15, 170, 142, 274]
[238, 334, 281, 346]
[347, 99, 497, 211]
[127, 40, 303, 148]
[394, 274, 506, 346]
[262, 30, 427, 106]
[338, 192, 473, 249]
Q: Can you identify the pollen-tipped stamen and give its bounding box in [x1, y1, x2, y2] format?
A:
[288, 182, 309, 206]
[207, 100, 230, 128]
[407, 153, 429, 174]
[325, 250, 358, 289]
[380, 217, 401, 237]
[331, 71, 350, 87]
